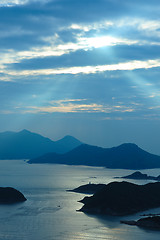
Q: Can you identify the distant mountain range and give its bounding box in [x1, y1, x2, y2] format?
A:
[29, 143, 160, 169]
[0, 129, 82, 159]
[1, 129, 160, 170]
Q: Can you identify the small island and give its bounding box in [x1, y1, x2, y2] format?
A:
[115, 171, 160, 181]
[0, 187, 27, 204]
[79, 181, 160, 216]
[121, 216, 160, 230]
[67, 183, 106, 194]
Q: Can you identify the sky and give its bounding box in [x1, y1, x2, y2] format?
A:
[0, 0, 160, 155]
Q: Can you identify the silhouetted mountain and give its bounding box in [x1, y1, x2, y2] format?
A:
[29, 143, 160, 169]
[116, 171, 160, 181]
[0, 129, 82, 159]
[54, 135, 82, 153]
[79, 181, 160, 216]
[0, 187, 26, 204]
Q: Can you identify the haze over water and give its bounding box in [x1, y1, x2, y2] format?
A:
[0, 160, 160, 240]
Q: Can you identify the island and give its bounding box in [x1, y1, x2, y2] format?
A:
[115, 171, 160, 181]
[121, 216, 160, 230]
[78, 181, 160, 216]
[0, 187, 27, 204]
[67, 183, 106, 194]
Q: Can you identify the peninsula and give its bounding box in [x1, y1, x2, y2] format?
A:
[68, 183, 106, 194]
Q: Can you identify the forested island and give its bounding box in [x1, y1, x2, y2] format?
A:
[78, 181, 160, 216]
[0, 187, 26, 204]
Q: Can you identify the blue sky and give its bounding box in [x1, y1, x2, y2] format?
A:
[0, 0, 160, 154]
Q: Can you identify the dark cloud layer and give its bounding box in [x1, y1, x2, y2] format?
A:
[0, 0, 159, 50]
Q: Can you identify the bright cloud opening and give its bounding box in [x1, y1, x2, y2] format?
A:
[81, 36, 138, 48]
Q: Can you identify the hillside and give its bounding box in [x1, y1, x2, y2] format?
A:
[29, 143, 160, 169]
[0, 129, 82, 159]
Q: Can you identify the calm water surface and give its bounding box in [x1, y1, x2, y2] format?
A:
[0, 160, 160, 240]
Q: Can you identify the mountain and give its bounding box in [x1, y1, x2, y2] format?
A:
[79, 181, 160, 216]
[0, 129, 82, 159]
[54, 135, 82, 153]
[28, 143, 160, 169]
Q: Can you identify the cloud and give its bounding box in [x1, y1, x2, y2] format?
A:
[0, 12, 159, 81]
[0, 0, 50, 7]
[16, 99, 104, 114]
[3, 59, 160, 77]
[0, 0, 28, 7]
[14, 95, 160, 117]
[0, 33, 139, 62]
[15, 98, 136, 114]
[67, 21, 114, 32]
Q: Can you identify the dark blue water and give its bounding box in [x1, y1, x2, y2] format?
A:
[0, 160, 160, 240]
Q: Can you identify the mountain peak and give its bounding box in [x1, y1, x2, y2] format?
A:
[119, 142, 138, 147]
[20, 129, 31, 134]
[56, 135, 82, 145]
[117, 143, 139, 149]
[61, 135, 76, 140]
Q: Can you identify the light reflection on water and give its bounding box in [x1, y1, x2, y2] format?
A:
[0, 160, 159, 239]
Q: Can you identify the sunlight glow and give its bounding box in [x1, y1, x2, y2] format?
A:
[82, 36, 138, 48]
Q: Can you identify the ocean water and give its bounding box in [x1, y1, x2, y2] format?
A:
[0, 160, 160, 240]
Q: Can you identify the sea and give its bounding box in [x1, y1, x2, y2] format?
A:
[0, 160, 160, 240]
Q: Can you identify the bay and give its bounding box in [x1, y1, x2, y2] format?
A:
[0, 160, 159, 240]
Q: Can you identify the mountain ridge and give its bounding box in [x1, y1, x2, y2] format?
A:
[28, 142, 160, 169]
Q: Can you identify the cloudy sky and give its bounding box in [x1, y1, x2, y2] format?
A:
[0, 0, 160, 154]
